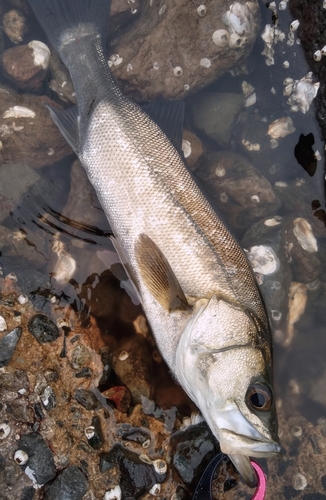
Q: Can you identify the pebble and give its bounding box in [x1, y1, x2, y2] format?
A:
[3, 9, 27, 44]
[0, 326, 22, 367]
[103, 386, 131, 413]
[40, 385, 57, 411]
[99, 443, 166, 498]
[44, 465, 88, 500]
[28, 314, 60, 344]
[170, 422, 217, 488]
[74, 389, 101, 411]
[15, 432, 56, 485]
[85, 416, 104, 450]
[70, 344, 91, 370]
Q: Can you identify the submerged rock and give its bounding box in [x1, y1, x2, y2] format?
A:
[0, 326, 22, 367]
[44, 465, 88, 500]
[28, 314, 60, 344]
[3, 9, 27, 44]
[15, 432, 56, 485]
[196, 151, 281, 231]
[110, 0, 261, 100]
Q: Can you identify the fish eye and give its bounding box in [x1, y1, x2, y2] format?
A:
[246, 384, 272, 412]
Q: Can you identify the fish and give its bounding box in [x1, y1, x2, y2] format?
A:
[27, 0, 281, 486]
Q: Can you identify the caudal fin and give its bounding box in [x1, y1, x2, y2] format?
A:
[27, 0, 111, 53]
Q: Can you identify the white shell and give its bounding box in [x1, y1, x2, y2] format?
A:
[212, 29, 230, 47]
[182, 140, 191, 158]
[85, 426, 95, 440]
[18, 294, 28, 305]
[14, 449, 29, 465]
[282, 60, 290, 68]
[290, 19, 300, 31]
[0, 423, 10, 440]
[173, 66, 183, 77]
[153, 459, 167, 474]
[293, 218, 317, 253]
[104, 485, 122, 500]
[118, 351, 129, 361]
[28, 40, 50, 70]
[0, 316, 7, 332]
[149, 484, 161, 496]
[279, 1, 287, 9]
[314, 50, 322, 61]
[229, 32, 247, 48]
[268, 117, 295, 139]
[321, 45, 326, 56]
[200, 58, 211, 68]
[292, 472, 307, 491]
[196, 5, 206, 17]
[247, 245, 280, 275]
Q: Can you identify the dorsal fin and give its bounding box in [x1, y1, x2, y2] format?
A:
[142, 98, 185, 153]
[135, 233, 190, 312]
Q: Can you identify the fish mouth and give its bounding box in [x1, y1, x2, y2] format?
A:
[219, 428, 281, 486]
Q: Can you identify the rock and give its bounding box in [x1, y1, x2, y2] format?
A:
[103, 386, 131, 413]
[40, 385, 57, 411]
[69, 344, 92, 370]
[242, 217, 292, 341]
[0, 86, 72, 168]
[191, 92, 244, 146]
[195, 151, 281, 231]
[0, 369, 29, 396]
[283, 216, 321, 283]
[100, 443, 166, 498]
[74, 389, 101, 411]
[182, 129, 204, 171]
[28, 314, 60, 344]
[3, 9, 27, 44]
[110, 0, 261, 101]
[109, 0, 141, 34]
[44, 465, 88, 500]
[120, 427, 151, 447]
[112, 336, 153, 402]
[85, 416, 104, 450]
[15, 432, 56, 485]
[0, 326, 22, 367]
[170, 422, 218, 488]
[1, 41, 51, 90]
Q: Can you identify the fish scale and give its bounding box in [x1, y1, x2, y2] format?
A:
[27, 0, 281, 487]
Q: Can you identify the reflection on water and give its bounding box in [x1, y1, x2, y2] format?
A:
[0, 0, 326, 498]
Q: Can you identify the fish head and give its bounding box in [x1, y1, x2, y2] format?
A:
[175, 295, 281, 486]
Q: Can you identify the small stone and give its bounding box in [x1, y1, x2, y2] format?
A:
[15, 432, 56, 485]
[28, 314, 60, 344]
[44, 465, 88, 500]
[74, 389, 101, 411]
[103, 386, 131, 413]
[0, 327, 22, 367]
[85, 416, 104, 450]
[70, 344, 91, 370]
[40, 386, 56, 411]
[3, 10, 27, 44]
[7, 399, 34, 423]
[0, 370, 29, 395]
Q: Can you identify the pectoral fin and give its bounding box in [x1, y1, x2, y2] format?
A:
[135, 233, 190, 312]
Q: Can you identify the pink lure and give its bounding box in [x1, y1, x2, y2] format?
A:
[250, 460, 267, 500]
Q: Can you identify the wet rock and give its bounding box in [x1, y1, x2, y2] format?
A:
[109, 0, 141, 33]
[0, 326, 22, 367]
[110, 0, 261, 101]
[3, 9, 27, 44]
[44, 465, 88, 500]
[40, 385, 57, 411]
[85, 416, 104, 450]
[182, 129, 204, 171]
[6, 399, 34, 423]
[0, 369, 29, 396]
[1, 41, 51, 90]
[100, 443, 166, 498]
[74, 389, 101, 411]
[0, 86, 72, 168]
[15, 432, 56, 485]
[283, 217, 321, 283]
[112, 336, 153, 402]
[28, 314, 60, 344]
[170, 422, 218, 488]
[242, 217, 292, 340]
[69, 343, 92, 370]
[49, 51, 76, 104]
[103, 386, 131, 413]
[21, 486, 35, 500]
[121, 427, 150, 447]
[191, 92, 244, 146]
[195, 151, 281, 231]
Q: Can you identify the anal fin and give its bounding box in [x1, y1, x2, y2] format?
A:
[135, 233, 190, 312]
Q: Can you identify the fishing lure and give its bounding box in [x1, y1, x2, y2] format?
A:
[193, 453, 266, 500]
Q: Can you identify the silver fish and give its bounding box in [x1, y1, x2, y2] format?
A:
[27, 0, 281, 485]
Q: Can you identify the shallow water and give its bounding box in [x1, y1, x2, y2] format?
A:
[1, 1, 326, 499]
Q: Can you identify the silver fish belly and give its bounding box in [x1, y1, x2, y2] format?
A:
[27, 0, 281, 486]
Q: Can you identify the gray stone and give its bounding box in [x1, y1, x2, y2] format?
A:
[0, 327, 22, 367]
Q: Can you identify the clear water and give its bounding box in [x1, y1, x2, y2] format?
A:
[1, 1, 326, 499]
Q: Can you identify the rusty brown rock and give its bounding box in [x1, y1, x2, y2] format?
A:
[109, 0, 261, 101]
[0, 86, 72, 168]
[1, 41, 51, 90]
[196, 151, 281, 231]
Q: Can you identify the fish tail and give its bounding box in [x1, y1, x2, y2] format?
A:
[27, 0, 111, 59]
